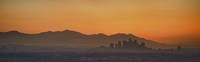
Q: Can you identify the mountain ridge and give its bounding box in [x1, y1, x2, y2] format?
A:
[0, 30, 173, 48]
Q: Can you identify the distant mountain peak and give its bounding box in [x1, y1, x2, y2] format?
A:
[62, 30, 83, 34]
[112, 33, 127, 35]
[6, 30, 26, 35]
[92, 33, 108, 36]
[63, 29, 75, 32]
[111, 33, 136, 37]
[97, 33, 107, 35]
[8, 30, 20, 33]
[0, 29, 171, 48]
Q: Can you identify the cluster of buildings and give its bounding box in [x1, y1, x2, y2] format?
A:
[109, 38, 150, 50]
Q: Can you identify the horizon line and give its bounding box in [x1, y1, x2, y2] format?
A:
[0, 29, 140, 36]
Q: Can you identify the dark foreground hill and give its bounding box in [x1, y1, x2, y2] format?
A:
[0, 30, 172, 48]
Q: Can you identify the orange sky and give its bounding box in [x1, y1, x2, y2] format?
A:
[0, 0, 200, 46]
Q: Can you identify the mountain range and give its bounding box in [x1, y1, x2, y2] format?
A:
[0, 30, 173, 49]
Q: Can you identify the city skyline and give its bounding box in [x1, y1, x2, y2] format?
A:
[1, 0, 200, 47]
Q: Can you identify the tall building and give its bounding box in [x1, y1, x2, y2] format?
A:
[117, 41, 122, 48]
[122, 40, 128, 48]
[141, 42, 146, 48]
[109, 43, 114, 49]
[177, 46, 181, 50]
[109, 38, 149, 50]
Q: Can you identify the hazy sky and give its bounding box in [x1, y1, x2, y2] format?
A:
[0, 0, 200, 47]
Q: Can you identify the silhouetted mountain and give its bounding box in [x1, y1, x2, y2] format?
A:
[0, 30, 172, 48]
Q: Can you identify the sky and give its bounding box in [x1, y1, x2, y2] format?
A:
[0, 0, 200, 47]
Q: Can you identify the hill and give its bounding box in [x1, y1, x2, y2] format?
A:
[0, 30, 173, 48]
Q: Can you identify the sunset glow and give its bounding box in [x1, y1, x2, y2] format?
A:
[0, 0, 200, 47]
